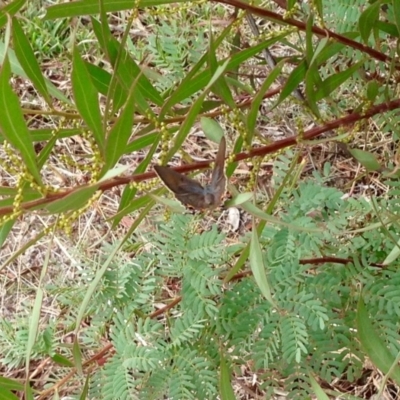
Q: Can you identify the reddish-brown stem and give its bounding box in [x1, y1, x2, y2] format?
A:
[214, 0, 396, 67]
[2, 97, 399, 217]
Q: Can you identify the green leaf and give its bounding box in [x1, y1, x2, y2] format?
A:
[52, 353, 74, 368]
[12, 18, 51, 105]
[305, 64, 322, 117]
[0, 56, 42, 184]
[103, 81, 136, 171]
[359, 1, 380, 44]
[219, 356, 236, 400]
[26, 287, 43, 363]
[91, 17, 162, 112]
[313, 0, 324, 24]
[250, 223, 277, 307]
[163, 34, 289, 112]
[0, 0, 26, 29]
[382, 237, 400, 265]
[247, 59, 285, 138]
[0, 219, 15, 247]
[45, 186, 99, 214]
[73, 338, 83, 375]
[0, 42, 70, 104]
[0, 389, 20, 400]
[348, 148, 382, 171]
[24, 384, 33, 400]
[208, 32, 236, 110]
[45, 0, 186, 19]
[200, 117, 225, 142]
[166, 59, 230, 159]
[305, 14, 314, 65]
[309, 372, 329, 400]
[112, 194, 156, 223]
[315, 60, 364, 101]
[375, 20, 399, 37]
[224, 192, 253, 207]
[72, 48, 104, 153]
[84, 62, 111, 95]
[0, 376, 24, 391]
[150, 194, 186, 213]
[79, 375, 90, 400]
[393, 0, 400, 38]
[357, 298, 400, 386]
[275, 60, 307, 108]
[160, 23, 232, 118]
[113, 139, 158, 226]
[366, 80, 379, 102]
[237, 191, 320, 232]
[99, 165, 131, 181]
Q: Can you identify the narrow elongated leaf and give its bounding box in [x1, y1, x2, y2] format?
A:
[250, 223, 277, 307]
[45, 0, 185, 19]
[366, 80, 379, 102]
[208, 33, 235, 109]
[0, 376, 24, 391]
[383, 239, 400, 266]
[150, 194, 185, 213]
[348, 148, 381, 171]
[26, 287, 43, 365]
[201, 117, 225, 142]
[0, 219, 15, 247]
[125, 132, 160, 154]
[45, 186, 99, 214]
[393, 0, 400, 38]
[79, 375, 90, 400]
[103, 81, 136, 172]
[84, 62, 111, 95]
[305, 14, 314, 65]
[91, 18, 162, 110]
[247, 59, 285, 136]
[0, 43, 70, 104]
[12, 18, 51, 105]
[112, 194, 156, 223]
[359, 1, 380, 44]
[239, 193, 320, 232]
[0, 0, 26, 29]
[219, 356, 236, 400]
[309, 372, 329, 400]
[163, 34, 289, 111]
[24, 384, 33, 400]
[160, 23, 233, 118]
[0, 56, 41, 184]
[52, 353, 74, 368]
[113, 139, 159, 226]
[275, 60, 307, 108]
[315, 60, 364, 101]
[375, 21, 399, 37]
[166, 60, 230, 159]
[305, 64, 322, 117]
[0, 389, 19, 400]
[73, 338, 83, 375]
[224, 193, 253, 207]
[357, 298, 400, 386]
[313, 0, 324, 24]
[72, 48, 104, 152]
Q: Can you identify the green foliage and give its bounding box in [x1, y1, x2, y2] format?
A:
[83, 169, 400, 397]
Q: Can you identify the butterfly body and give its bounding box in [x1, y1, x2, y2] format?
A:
[154, 137, 226, 210]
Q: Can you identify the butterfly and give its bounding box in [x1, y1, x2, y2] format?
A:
[154, 137, 226, 210]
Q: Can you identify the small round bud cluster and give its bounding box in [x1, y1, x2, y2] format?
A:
[56, 190, 102, 236]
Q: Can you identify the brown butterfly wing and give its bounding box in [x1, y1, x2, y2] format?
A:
[208, 137, 226, 206]
[154, 165, 212, 209]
